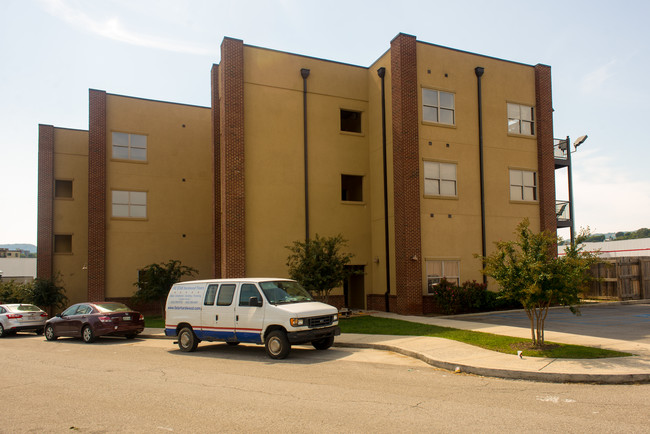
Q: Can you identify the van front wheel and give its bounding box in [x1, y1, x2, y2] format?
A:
[265, 330, 290, 359]
[312, 336, 334, 350]
[178, 327, 199, 352]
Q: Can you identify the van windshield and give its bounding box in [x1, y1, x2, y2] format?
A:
[259, 281, 314, 304]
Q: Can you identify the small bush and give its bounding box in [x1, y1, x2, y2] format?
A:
[429, 279, 521, 315]
[0, 280, 32, 304]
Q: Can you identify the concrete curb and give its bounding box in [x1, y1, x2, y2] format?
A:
[333, 341, 650, 384]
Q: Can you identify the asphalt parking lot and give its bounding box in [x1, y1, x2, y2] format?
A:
[455, 302, 650, 344]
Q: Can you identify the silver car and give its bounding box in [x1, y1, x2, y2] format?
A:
[0, 304, 48, 337]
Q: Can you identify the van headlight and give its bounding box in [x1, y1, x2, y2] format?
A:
[290, 318, 304, 327]
[332, 314, 339, 323]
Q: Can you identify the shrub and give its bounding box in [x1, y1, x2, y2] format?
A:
[429, 279, 521, 315]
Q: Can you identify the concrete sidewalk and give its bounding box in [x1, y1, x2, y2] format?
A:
[141, 306, 650, 384]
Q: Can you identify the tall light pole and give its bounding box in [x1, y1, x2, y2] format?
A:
[561, 134, 588, 246]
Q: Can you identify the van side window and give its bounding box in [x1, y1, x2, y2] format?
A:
[239, 284, 262, 307]
[216, 284, 236, 306]
[204, 284, 218, 306]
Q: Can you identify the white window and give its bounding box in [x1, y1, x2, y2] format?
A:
[424, 161, 457, 197]
[507, 103, 535, 135]
[112, 190, 147, 218]
[112, 132, 147, 161]
[423, 89, 455, 125]
[509, 169, 537, 201]
[426, 260, 460, 292]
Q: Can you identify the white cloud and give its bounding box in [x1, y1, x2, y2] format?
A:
[40, 0, 213, 56]
[571, 149, 650, 233]
[579, 59, 616, 94]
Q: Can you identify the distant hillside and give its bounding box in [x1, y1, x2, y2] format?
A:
[583, 228, 649, 243]
[0, 243, 37, 253]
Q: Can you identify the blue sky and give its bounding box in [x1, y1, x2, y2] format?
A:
[1, 0, 648, 245]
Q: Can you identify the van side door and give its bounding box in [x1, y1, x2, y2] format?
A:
[198, 283, 237, 342]
[234, 283, 265, 344]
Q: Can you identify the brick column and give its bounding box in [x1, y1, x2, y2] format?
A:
[37, 124, 54, 279]
[88, 89, 107, 300]
[390, 33, 423, 315]
[211, 64, 222, 278]
[219, 38, 246, 278]
[534, 64, 557, 235]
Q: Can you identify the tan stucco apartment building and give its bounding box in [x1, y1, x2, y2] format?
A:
[37, 33, 557, 315]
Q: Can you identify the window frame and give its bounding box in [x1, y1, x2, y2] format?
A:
[509, 169, 537, 202]
[425, 259, 460, 294]
[423, 160, 458, 197]
[54, 179, 73, 199]
[53, 234, 73, 254]
[422, 88, 455, 126]
[507, 103, 535, 136]
[111, 131, 148, 162]
[339, 109, 363, 134]
[111, 190, 148, 219]
[341, 174, 364, 203]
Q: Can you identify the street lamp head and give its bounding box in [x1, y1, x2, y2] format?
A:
[574, 134, 588, 149]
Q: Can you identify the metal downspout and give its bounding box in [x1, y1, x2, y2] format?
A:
[377, 67, 391, 312]
[301, 68, 310, 241]
[475, 67, 488, 285]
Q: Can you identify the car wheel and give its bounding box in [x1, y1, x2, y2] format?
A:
[45, 324, 58, 341]
[178, 327, 199, 352]
[311, 335, 334, 350]
[265, 330, 290, 359]
[125, 333, 137, 340]
[82, 325, 96, 343]
[0, 324, 5, 338]
[226, 341, 240, 346]
[35, 328, 44, 336]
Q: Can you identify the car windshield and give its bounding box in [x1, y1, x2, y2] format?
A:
[259, 281, 314, 304]
[94, 302, 133, 313]
[12, 304, 42, 312]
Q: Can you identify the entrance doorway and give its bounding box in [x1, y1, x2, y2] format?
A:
[343, 265, 365, 309]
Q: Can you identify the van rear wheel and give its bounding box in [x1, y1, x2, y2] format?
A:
[178, 327, 199, 352]
[265, 330, 290, 359]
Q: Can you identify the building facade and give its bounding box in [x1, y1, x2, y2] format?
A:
[37, 33, 556, 315]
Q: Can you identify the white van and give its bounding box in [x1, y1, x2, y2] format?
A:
[164, 278, 340, 359]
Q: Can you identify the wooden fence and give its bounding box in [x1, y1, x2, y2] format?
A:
[586, 257, 650, 300]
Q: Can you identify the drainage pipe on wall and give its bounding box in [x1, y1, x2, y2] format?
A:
[475, 66, 488, 285]
[377, 67, 391, 312]
[301, 68, 311, 241]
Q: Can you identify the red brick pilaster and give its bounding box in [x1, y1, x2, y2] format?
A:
[534, 65, 557, 235]
[88, 89, 107, 300]
[211, 64, 222, 278]
[219, 38, 246, 278]
[37, 124, 54, 279]
[390, 33, 423, 315]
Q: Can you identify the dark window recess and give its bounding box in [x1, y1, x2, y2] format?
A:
[341, 175, 363, 201]
[340, 110, 362, 133]
[55, 180, 73, 198]
[54, 234, 72, 254]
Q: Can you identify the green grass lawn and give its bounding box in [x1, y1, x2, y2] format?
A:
[144, 315, 165, 328]
[339, 315, 631, 359]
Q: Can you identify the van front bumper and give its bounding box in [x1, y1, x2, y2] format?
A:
[287, 325, 340, 345]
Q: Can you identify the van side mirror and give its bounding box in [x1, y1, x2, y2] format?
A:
[249, 296, 262, 307]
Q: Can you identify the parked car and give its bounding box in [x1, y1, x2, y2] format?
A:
[0, 304, 48, 337]
[44, 302, 145, 343]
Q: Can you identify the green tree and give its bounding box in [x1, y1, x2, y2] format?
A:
[478, 219, 600, 347]
[31, 274, 69, 316]
[286, 234, 357, 304]
[0, 280, 32, 304]
[132, 260, 198, 316]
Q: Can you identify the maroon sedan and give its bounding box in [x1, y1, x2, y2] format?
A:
[44, 302, 145, 343]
